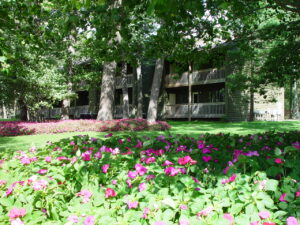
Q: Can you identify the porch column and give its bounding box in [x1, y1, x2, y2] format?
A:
[188, 63, 192, 121]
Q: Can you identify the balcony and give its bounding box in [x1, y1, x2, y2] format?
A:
[165, 68, 226, 88]
[115, 74, 133, 89]
[165, 102, 225, 118]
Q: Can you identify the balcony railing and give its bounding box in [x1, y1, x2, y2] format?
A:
[165, 102, 225, 118]
[115, 74, 133, 89]
[165, 68, 226, 87]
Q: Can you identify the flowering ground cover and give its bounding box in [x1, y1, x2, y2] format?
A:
[0, 131, 300, 225]
[0, 119, 170, 136]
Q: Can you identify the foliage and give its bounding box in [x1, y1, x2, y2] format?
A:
[0, 119, 170, 137]
[0, 131, 299, 224]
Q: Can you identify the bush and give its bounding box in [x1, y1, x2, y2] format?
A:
[0, 119, 171, 136]
[0, 131, 299, 224]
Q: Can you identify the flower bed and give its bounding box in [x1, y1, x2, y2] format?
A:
[0, 131, 300, 225]
[0, 119, 171, 136]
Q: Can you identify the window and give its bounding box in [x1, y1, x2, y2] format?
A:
[193, 92, 199, 103]
[168, 93, 176, 105]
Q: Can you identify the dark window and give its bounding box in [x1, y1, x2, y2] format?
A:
[127, 64, 133, 74]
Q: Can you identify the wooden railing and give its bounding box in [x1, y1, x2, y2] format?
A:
[115, 74, 133, 88]
[165, 102, 225, 118]
[165, 68, 226, 87]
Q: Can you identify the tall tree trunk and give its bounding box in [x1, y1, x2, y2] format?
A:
[136, 62, 143, 118]
[2, 101, 7, 119]
[121, 62, 129, 118]
[97, 61, 117, 120]
[188, 63, 192, 121]
[61, 34, 75, 120]
[147, 58, 164, 122]
[291, 78, 299, 119]
[19, 99, 28, 121]
[249, 89, 254, 121]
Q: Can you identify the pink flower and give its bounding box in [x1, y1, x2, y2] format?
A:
[164, 167, 180, 176]
[203, 168, 209, 173]
[105, 188, 116, 198]
[112, 180, 117, 185]
[94, 152, 102, 159]
[37, 169, 48, 175]
[139, 183, 146, 192]
[178, 156, 192, 165]
[10, 218, 24, 225]
[8, 208, 26, 219]
[287, 217, 299, 225]
[180, 204, 188, 210]
[279, 193, 287, 202]
[127, 201, 139, 209]
[259, 211, 270, 219]
[162, 160, 174, 166]
[197, 207, 214, 217]
[76, 190, 92, 203]
[296, 191, 300, 197]
[32, 179, 48, 190]
[179, 219, 189, 225]
[68, 215, 79, 223]
[145, 157, 156, 164]
[135, 163, 148, 176]
[45, 156, 52, 163]
[102, 164, 110, 173]
[146, 174, 155, 180]
[228, 174, 237, 183]
[20, 157, 31, 165]
[84, 216, 95, 225]
[224, 213, 234, 225]
[250, 222, 260, 225]
[274, 158, 283, 164]
[128, 171, 138, 179]
[0, 180, 7, 186]
[202, 156, 212, 162]
[143, 207, 149, 219]
[82, 151, 91, 161]
[105, 133, 113, 138]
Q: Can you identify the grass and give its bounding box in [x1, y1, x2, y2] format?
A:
[0, 120, 299, 151]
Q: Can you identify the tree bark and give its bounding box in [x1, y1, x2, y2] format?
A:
[121, 62, 129, 118]
[19, 99, 28, 121]
[291, 78, 299, 119]
[188, 63, 192, 121]
[147, 58, 164, 122]
[97, 61, 117, 120]
[248, 89, 255, 121]
[2, 101, 7, 119]
[61, 34, 75, 120]
[136, 62, 143, 118]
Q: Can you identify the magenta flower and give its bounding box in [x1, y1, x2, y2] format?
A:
[250, 221, 260, 225]
[292, 141, 300, 150]
[68, 215, 79, 223]
[164, 167, 180, 176]
[45, 156, 52, 163]
[127, 201, 139, 209]
[94, 152, 102, 159]
[279, 193, 287, 202]
[274, 158, 283, 164]
[82, 151, 91, 161]
[202, 156, 212, 162]
[135, 163, 147, 176]
[84, 216, 95, 225]
[37, 169, 48, 175]
[287, 217, 299, 225]
[105, 188, 116, 198]
[162, 160, 174, 166]
[112, 180, 117, 185]
[102, 164, 110, 173]
[8, 208, 26, 219]
[259, 211, 270, 219]
[178, 156, 192, 165]
[128, 171, 138, 179]
[228, 174, 237, 183]
[105, 133, 113, 138]
[146, 174, 155, 180]
[145, 157, 156, 164]
[139, 183, 146, 192]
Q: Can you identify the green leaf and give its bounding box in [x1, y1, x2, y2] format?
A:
[265, 179, 279, 192]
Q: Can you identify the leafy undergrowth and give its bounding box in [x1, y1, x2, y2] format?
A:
[0, 119, 170, 136]
[0, 131, 300, 225]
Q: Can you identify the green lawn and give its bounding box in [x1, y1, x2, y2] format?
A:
[0, 120, 299, 151]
